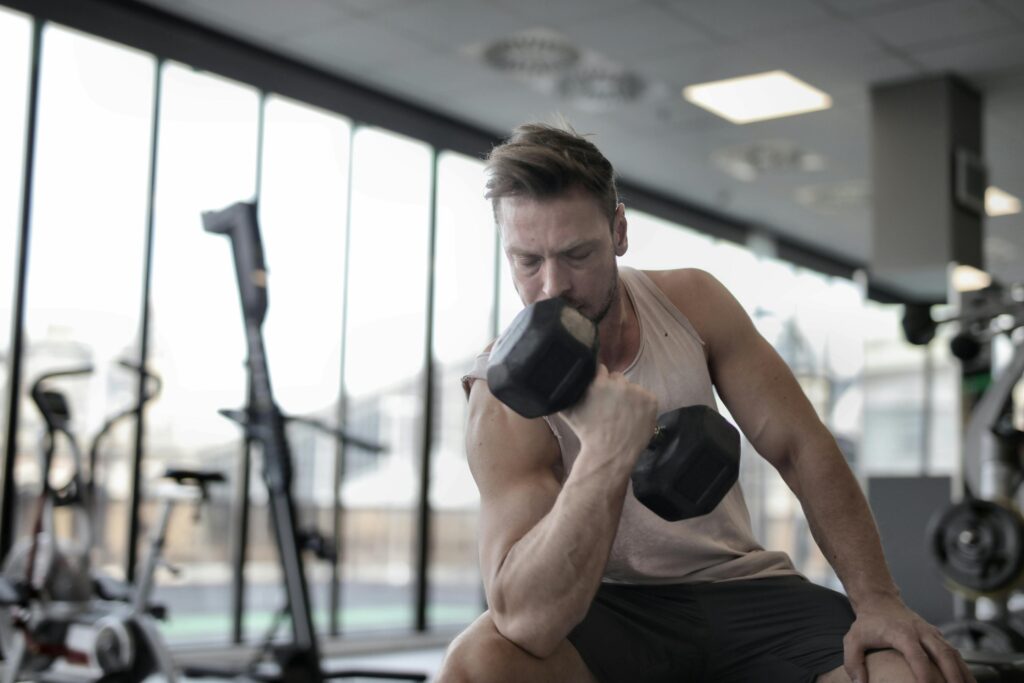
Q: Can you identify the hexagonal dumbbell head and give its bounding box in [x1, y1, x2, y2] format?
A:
[631, 405, 740, 521]
[486, 298, 598, 419]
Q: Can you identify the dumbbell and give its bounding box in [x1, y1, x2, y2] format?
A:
[487, 297, 740, 521]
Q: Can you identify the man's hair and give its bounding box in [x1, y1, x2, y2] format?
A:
[484, 122, 619, 223]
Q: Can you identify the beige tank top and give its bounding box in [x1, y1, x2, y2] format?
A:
[464, 266, 798, 584]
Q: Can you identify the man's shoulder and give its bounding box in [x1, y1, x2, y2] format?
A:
[639, 267, 724, 310]
[638, 268, 739, 351]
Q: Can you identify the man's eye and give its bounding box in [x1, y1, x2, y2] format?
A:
[517, 257, 540, 268]
[567, 250, 591, 261]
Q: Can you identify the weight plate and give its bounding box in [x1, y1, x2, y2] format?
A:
[929, 500, 1024, 595]
[940, 618, 1024, 653]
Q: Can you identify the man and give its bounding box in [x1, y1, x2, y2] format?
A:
[437, 123, 972, 683]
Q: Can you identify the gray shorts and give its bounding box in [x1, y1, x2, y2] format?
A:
[567, 575, 854, 683]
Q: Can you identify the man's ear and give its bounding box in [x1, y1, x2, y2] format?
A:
[613, 203, 628, 257]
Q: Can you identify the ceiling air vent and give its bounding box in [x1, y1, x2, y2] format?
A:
[558, 68, 646, 107]
[711, 139, 824, 182]
[483, 35, 580, 75]
[794, 179, 870, 215]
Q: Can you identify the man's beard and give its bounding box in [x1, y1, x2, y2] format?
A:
[584, 263, 619, 326]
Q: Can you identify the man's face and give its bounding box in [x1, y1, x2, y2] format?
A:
[497, 188, 627, 323]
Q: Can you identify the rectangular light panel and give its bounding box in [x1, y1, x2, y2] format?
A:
[683, 70, 832, 124]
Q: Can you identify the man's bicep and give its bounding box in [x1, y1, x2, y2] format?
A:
[687, 272, 824, 473]
[713, 331, 822, 471]
[465, 380, 562, 591]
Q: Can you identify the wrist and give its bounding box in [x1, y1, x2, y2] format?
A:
[848, 585, 902, 611]
[572, 442, 637, 481]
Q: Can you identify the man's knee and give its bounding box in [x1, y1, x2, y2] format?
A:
[817, 649, 944, 683]
[866, 649, 945, 683]
[436, 611, 597, 683]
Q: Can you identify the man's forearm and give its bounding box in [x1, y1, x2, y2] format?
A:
[490, 446, 632, 657]
[782, 432, 900, 608]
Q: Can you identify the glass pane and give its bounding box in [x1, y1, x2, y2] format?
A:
[861, 301, 930, 475]
[17, 25, 153, 583]
[0, 7, 31, 447]
[341, 126, 431, 633]
[147, 62, 259, 645]
[429, 151, 493, 629]
[620, 209, 716, 272]
[258, 94, 351, 635]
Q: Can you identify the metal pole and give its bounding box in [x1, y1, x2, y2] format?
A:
[413, 149, 439, 632]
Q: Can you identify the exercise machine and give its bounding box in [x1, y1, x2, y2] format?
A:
[0, 363, 180, 682]
[186, 201, 426, 682]
[904, 282, 1024, 678]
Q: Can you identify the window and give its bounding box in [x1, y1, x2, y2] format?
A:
[259, 94, 352, 633]
[0, 7, 31, 444]
[429, 151, 495, 628]
[341, 126, 432, 633]
[147, 62, 259, 644]
[18, 24, 154, 581]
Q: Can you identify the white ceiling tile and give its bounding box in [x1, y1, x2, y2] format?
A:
[662, 0, 832, 39]
[815, 0, 937, 16]
[372, 0, 529, 53]
[366, 53, 502, 98]
[560, 4, 711, 64]
[912, 30, 1024, 77]
[169, 0, 350, 42]
[326, 0, 419, 18]
[493, 0, 648, 30]
[857, 0, 1009, 48]
[277, 16, 439, 77]
[439, 83, 564, 134]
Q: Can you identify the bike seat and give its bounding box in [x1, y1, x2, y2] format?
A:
[163, 468, 226, 487]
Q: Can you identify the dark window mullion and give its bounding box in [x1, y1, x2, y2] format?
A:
[125, 54, 164, 584]
[0, 16, 43, 560]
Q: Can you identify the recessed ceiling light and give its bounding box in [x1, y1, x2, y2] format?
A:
[951, 264, 992, 292]
[985, 186, 1021, 217]
[682, 70, 832, 124]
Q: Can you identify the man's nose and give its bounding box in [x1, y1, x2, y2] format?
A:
[540, 260, 571, 300]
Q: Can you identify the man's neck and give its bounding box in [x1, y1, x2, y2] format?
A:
[596, 278, 639, 373]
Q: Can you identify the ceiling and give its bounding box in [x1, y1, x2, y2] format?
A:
[129, 0, 1024, 286]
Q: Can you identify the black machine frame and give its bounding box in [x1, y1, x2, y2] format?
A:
[191, 201, 426, 682]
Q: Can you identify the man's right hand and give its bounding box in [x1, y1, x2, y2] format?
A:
[559, 364, 658, 469]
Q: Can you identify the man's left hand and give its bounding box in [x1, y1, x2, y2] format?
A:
[842, 595, 975, 683]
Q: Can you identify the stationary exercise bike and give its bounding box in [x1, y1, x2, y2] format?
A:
[0, 363, 183, 682]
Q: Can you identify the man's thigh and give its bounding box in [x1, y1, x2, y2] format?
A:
[704, 576, 856, 683]
[816, 649, 942, 683]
